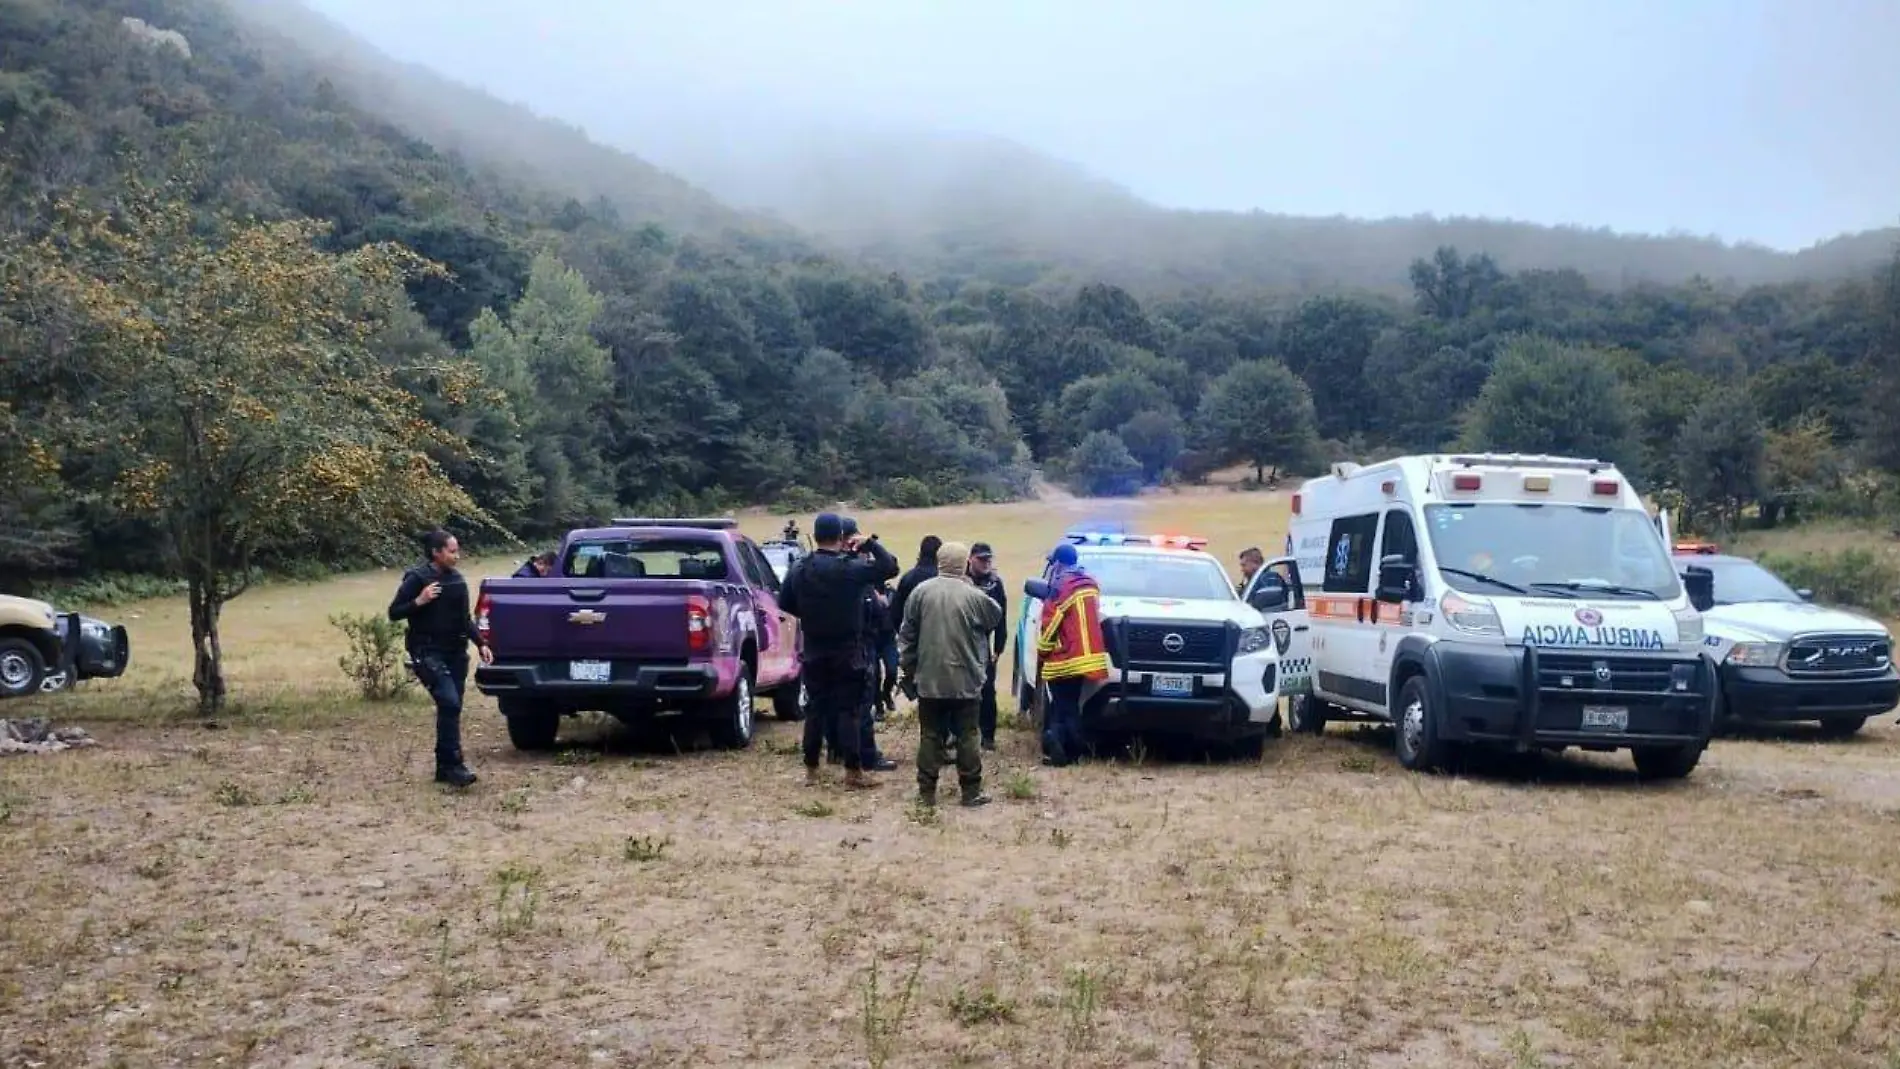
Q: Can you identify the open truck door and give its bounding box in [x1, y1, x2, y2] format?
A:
[1242, 556, 1313, 702]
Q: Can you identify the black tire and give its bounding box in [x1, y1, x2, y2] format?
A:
[708, 667, 756, 750]
[1709, 681, 1735, 738]
[1632, 743, 1704, 780]
[1816, 716, 1867, 739]
[0, 638, 46, 699]
[499, 698, 560, 752]
[1393, 674, 1452, 773]
[1287, 693, 1327, 735]
[772, 677, 807, 721]
[1232, 732, 1268, 761]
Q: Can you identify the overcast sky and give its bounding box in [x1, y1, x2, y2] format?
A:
[304, 0, 1899, 251]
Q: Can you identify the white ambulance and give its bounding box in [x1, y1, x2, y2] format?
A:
[1010, 530, 1285, 754]
[1239, 453, 1718, 778]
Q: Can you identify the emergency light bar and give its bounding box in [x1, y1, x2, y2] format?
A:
[1447, 453, 1611, 473]
[1065, 532, 1210, 551]
[1674, 540, 1719, 555]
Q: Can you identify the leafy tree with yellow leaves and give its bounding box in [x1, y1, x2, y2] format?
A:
[6, 177, 498, 714]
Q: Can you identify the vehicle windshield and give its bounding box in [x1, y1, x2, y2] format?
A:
[1076, 552, 1235, 601]
[1423, 504, 1682, 600]
[760, 543, 801, 579]
[1688, 557, 1803, 605]
[564, 537, 729, 580]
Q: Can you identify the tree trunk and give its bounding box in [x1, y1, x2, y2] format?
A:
[188, 574, 226, 716]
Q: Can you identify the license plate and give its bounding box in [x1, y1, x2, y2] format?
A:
[568, 660, 611, 683]
[1151, 674, 1194, 698]
[1581, 705, 1628, 732]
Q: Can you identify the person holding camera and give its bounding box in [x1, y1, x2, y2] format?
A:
[387, 529, 493, 787]
[778, 513, 900, 789]
[841, 517, 899, 771]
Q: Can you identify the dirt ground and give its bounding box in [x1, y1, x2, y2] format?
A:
[4, 494, 1899, 1068]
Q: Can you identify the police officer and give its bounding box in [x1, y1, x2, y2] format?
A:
[387, 529, 493, 787]
[778, 513, 900, 789]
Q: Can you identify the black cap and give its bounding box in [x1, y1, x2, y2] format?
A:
[971, 542, 994, 559]
[840, 516, 860, 538]
[814, 513, 843, 542]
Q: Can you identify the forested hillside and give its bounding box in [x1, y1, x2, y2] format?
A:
[4, 0, 1900, 603]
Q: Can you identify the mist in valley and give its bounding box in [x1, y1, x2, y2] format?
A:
[239, 0, 1900, 293]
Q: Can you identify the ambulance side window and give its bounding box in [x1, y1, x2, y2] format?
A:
[1322, 513, 1379, 594]
[1379, 510, 1419, 565]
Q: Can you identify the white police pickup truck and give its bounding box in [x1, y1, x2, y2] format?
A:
[1671, 547, 1897, 737]
[1009, 530, 1287, 753]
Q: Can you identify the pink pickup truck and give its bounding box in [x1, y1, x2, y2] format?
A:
[472, 518, 805, 751]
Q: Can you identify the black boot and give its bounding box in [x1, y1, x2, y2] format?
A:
[435, 755, 477, 787]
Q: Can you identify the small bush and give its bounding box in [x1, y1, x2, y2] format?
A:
[330, 612, 415, 701]
[1756, 548, 1900, 617]
[880, 477, 939, 510]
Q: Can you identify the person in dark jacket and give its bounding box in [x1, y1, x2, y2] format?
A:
[511, 550, 556, 579]
[777, 512, 900, 789]
[387, 529, 494, 787]
[887, 535, 943, 650]
[872, 578, 900, 717]
[841, 517, 898, 771]
[967, 542, 1009, 750]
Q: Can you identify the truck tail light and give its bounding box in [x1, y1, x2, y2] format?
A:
[686, 595, 711, 653]
[475, 592, 493, 645]
[1451, 473, 1482, 492]
[1592, 479, 1620, 496]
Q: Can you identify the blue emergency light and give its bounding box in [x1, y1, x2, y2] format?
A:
[1064, 531, 1210, 551]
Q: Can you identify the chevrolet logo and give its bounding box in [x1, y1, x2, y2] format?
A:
[568, 609, 607, 626]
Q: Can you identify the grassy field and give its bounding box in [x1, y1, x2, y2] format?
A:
[4, 490, 1900, 1067]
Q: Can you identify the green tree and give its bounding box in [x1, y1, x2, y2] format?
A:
[1461, 336, 1640, 476]
[466, 251, 614, 532]
[1119, 409, 1185, 483]
[1193, 360, 1321, 483]
[1067, 431, 1144, 497]
[1678, 387, 1766, 530]
[8, 181, 489, 713]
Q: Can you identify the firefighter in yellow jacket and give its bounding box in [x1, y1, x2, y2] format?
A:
[1036, 543, 1108, 766]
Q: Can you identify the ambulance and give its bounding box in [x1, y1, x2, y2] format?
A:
[1238, 453, 1718, 778]
[1010, 529, 1286, 754]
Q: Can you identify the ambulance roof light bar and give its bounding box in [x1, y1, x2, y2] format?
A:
[1446, 453, 1611, 474]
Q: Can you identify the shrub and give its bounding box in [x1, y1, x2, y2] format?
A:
[1755, 548, 1900, 617]
[330, 612, 416, 701]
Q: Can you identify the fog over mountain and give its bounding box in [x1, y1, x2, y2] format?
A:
[249, 0, 1900, 294]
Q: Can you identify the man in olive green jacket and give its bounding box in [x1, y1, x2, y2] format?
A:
[897, 541, 1005, 807]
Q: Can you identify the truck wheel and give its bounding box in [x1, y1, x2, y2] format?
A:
[1393, 674, 1451, 773]
[772, 678, 807, 721]
[499, 698, 560, 752]
[0, 638, 46, 699]
[1632, 743, 1703, 780]
[1287, 694, 1327, 735]
[1816, 716, 1866, 739]
[708, 669, 755, 750]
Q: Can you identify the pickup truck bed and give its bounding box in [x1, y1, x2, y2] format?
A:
[472, 521, 805, 752]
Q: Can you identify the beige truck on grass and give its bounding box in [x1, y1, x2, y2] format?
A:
[0, 593, 131, 699]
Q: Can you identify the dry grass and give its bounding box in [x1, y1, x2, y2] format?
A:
[4, 492, 1900, 1067]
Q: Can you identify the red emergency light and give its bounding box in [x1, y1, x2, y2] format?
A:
[1290, 493, 1302, 515]
[1592, 479, 1620, 496]
[1451, 473, 1482, 492]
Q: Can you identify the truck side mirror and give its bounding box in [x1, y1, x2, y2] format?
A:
[1796, 588, 1814, 602]
[1376, 555, 1417, 604]
[1248, 575, 1290, 613]
[1023, 578, 1053, 601]
[1682, 565, 1715, 613]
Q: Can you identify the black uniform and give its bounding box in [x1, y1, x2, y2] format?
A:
[972, 568, 1009, 746]
[778, 540, 899, 773]
[388, 563, 485, 775]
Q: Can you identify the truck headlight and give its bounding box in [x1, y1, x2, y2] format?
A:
[1441, 593, 1503, 637]
[1672, 606, 1704, 647]
[1237, 626, 1271, 655]
[1725, 642, 1783, 668]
